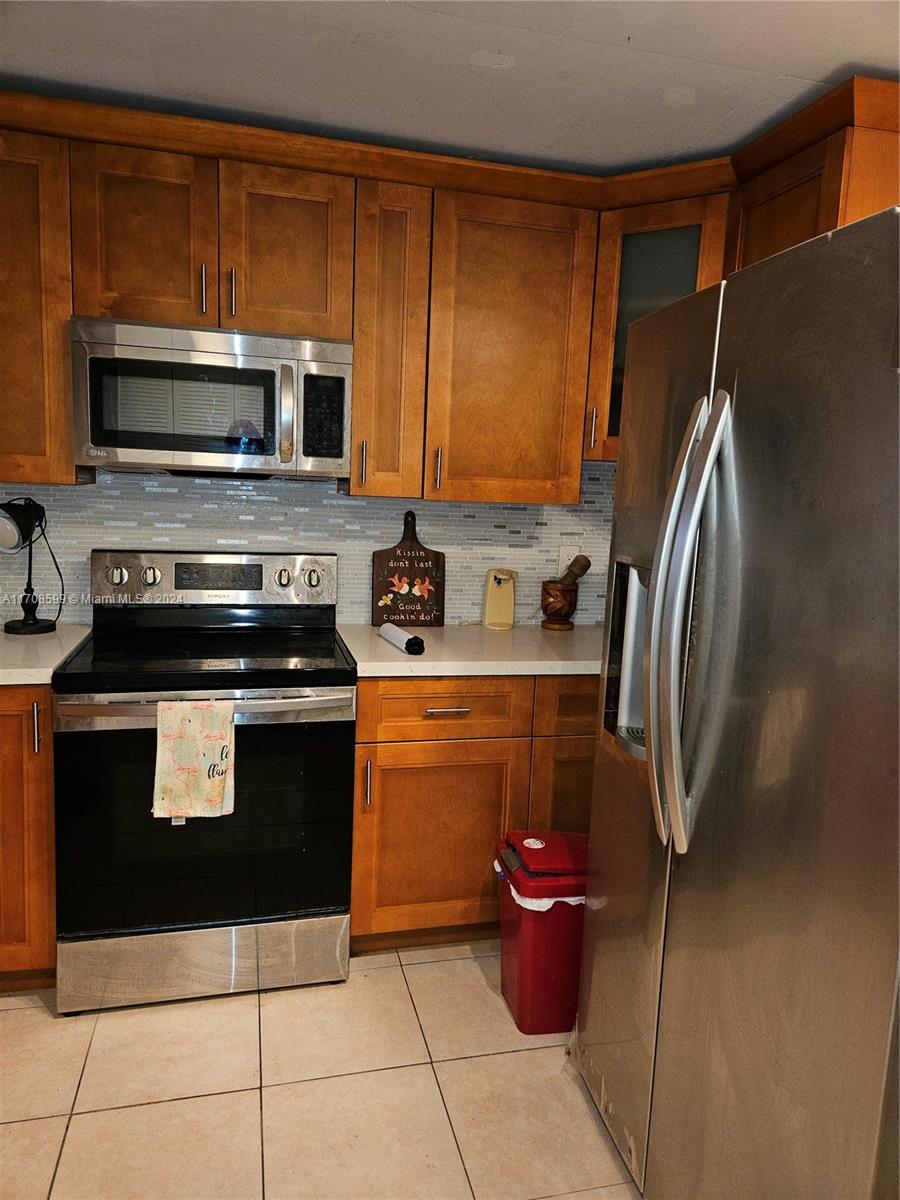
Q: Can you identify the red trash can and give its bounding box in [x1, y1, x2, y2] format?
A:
[494, 830, 589, 1035]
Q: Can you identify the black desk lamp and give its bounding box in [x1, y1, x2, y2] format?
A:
[0, 498, 56, 635]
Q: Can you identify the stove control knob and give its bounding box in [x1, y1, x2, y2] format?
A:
[106, 566, 129, 586]
[303, 567, 322, 589]
[274, 568, 294, 589]
[141, 566, 162, 587]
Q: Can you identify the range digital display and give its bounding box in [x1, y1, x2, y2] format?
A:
[174, 563, 263, 591]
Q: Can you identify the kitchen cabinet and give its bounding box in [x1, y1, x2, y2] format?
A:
[351, 180, 431, 497]
[0, 130, 74, 485]
[71, 142, 219, 326]
[529, 735, 595, 834]
[584, 194, 728, 463]
[218, 160, 354, 338]
[533, 675, 601, 737]
[727, 127, 900, 270]
[425, 190, 597, 504]
[351, 738, 531, 935]
[356, 676, 535, 743]
[71, 145, 354, 338]
[0, 686, 54, 975]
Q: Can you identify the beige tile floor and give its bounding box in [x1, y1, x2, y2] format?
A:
[0, 942, 638, 1200]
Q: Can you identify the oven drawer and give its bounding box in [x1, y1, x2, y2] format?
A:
[356, 676, 534, 742]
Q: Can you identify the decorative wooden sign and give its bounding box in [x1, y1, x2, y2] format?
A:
[372, 511, 445, 627]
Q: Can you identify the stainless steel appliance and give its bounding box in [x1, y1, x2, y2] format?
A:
[52, 550, 357, 1013]
[572, 209, 899, 1199]
[72, 318, 352, 478]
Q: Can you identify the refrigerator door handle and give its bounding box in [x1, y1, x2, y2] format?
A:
[659, 387, 732, 854]
[643, 393, 710, 845]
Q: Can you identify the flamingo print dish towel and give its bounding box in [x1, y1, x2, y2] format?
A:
[153, 700, 235, 820]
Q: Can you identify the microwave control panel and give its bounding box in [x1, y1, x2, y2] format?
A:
[303, 375, 345, 460]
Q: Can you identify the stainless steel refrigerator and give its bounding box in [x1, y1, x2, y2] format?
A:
[571, 207, 899, 1200]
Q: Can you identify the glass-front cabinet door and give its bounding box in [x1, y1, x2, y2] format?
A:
[584, 195, 728, 462]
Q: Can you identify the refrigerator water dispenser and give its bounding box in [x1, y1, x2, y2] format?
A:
[603, 562, 648, 759]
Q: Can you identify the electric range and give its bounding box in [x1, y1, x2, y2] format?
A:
[51, 549, 357, 1013]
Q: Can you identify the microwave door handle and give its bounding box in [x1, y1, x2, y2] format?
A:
[644, 394, 710, 845]
[279, 364, 295, 463]
[659, 388, 732, 855]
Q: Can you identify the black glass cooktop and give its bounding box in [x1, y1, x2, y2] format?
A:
[53, 628, 356, 694]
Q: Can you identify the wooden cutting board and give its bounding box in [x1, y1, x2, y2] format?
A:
[371, 511, 445, 627]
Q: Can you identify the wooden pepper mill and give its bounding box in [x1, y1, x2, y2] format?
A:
[540, 554, 592, 631]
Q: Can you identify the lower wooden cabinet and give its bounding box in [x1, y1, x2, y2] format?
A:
[0, 686, 54, 974]
[529, 735, 595, 834]
[351, 738, 530, 936]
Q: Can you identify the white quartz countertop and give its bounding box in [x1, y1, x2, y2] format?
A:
[338, 623, 603, 678]
[0, 624, 91, 685]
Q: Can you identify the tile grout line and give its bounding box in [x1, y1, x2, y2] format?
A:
[399, 958, 477, 1200]
[46, 1010, 100, 1200]
[42, 1085, 263, 1121]
[257, 991, 266, 1200]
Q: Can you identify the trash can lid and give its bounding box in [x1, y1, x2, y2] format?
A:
[506, 831, 589, 876]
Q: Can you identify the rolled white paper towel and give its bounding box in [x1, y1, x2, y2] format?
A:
[379, 623, 426, 655]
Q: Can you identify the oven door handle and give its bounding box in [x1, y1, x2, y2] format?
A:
[54, 691, 356, 731]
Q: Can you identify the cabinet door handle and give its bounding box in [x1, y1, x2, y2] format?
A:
[434, 445, 443, 490]
[32, 701, 41, 754]
[424, 706, 471, 716]
[360, 439, 368, 487]
[200, 262, 208, 315]
[229, 267, 237, 317]
[589, 406, 598, 450]
[364, 759, 372, 808]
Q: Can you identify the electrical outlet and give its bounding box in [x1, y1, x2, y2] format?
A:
[558, 544, 580, 575]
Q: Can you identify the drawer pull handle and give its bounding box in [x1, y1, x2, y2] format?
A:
[424, 706, 471, 716]
[32, 701, 41, 754]
[364, 759, 372, 808]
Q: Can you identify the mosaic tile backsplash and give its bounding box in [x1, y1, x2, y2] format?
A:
[0, 464, 615, 627]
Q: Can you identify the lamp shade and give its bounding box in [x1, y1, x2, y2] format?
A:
[0, 499, 44, 555]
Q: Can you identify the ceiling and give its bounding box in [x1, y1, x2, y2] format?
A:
[0, 1, 897, 174]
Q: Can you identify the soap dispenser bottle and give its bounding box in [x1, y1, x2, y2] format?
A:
[483, 568, 518, 630]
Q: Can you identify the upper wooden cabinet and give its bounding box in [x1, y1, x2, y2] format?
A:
[425, 190, 597, 504]
[728, 127, 900, 271]
[0, 686, 54, 975]
[350, 179, 431, 497]
[584, 194, 728, 463]
[0, 130, 74, 485]
[71, 142, 218, 326]
[218, 160, 354, 338]
[71, 145, 354, 337]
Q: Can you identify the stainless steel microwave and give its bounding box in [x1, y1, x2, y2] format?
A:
[72, 319, 352, 478]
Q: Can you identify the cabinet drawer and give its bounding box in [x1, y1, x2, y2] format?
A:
[356, 676, 535, 742]
[533, 675, 601, 736]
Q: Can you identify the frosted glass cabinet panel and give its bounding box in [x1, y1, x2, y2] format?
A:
[584, 195, 728, 462]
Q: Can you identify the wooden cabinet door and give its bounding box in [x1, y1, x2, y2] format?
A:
[0, 686, 54, 974]
[585, 194, 727, 463]
[0, 130, 74, 485]
[351, 738, 530, 935]
[351, 180, 431, 496]
[729, 133, 848, 271]
[71, 142, 218, 325]
[425, 191, 597, 504]
[529, 735, 595, 834]
[219, 160, 354, 338]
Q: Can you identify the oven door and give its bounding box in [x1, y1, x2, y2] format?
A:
[73, 341, 297, 475]
[53, 688, 355, 942]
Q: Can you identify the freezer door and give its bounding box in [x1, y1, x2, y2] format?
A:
[573, 284, 724, 1186]
[645, 210, 900, 1200]
[614, 282, 724, 568]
